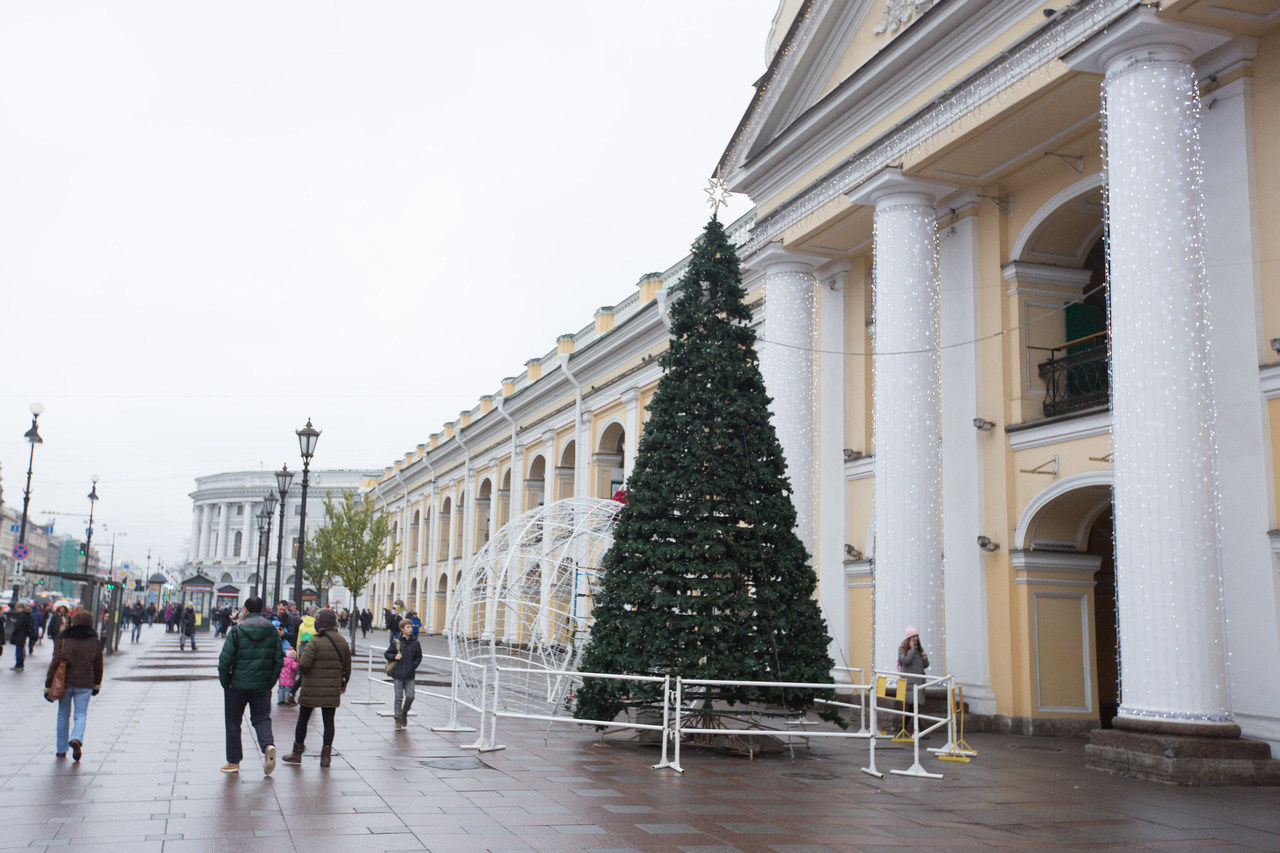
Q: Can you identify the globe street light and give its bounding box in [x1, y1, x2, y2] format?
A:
[293, 420, 320, 608]
[273, 463, 293, 609]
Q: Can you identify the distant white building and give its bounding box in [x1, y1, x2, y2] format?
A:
[183, 468, 378, 610]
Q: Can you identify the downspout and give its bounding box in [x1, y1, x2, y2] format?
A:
[455, 420, 486, 644]
[393, 470, 408, 613]
[419, 449, 439, 632]
[495, 394, 519, 508]
[558, 352, 585, 498]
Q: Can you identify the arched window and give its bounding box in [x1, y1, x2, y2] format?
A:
[233, 530, 244, 558]
[409, 510, 421, 563]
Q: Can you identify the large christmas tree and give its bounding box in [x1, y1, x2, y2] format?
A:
[575, 215, 836, 723]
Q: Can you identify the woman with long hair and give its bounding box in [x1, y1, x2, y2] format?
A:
[46, 610, 103, 761]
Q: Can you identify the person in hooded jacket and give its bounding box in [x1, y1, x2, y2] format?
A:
[217, 596, 283, 774]
[282, 608, 350, 769]
[8, 604, 35, 670]
[384, 618, 423, 730]
[45, 609, 102, 761]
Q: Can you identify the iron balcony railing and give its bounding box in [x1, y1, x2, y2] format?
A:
[1034, 331, 1110, 417]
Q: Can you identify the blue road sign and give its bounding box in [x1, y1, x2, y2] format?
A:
[8, 524, 17, 533]
[12, 544, 29, 561]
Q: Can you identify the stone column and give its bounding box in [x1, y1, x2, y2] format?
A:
[240, 501, 253, 563]
[217, 502, 231, 564]
[621, 388, 641, 482]
[1068, 14, 1234, 732]
[197, 504, 211, 564]
[748, 243, 825, 556]
[189, 505, 203, 564]
[850, 167, 954, 674]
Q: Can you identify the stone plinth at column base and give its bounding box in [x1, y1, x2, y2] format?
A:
[1086, 727, 1280, 786]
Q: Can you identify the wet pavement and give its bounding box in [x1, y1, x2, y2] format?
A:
[1, 625, 1278, 851]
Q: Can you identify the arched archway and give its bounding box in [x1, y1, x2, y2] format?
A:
[409, 510, 421, 564]
[526, 454, 547, 507]
[1014, 471, 1117, 727]
[438, 496, 453, 561]
[476, 478, 493, 551]
[500, 468, 512, 526]
[433, 573, 449, 633]
[558, 441, 576, 500]
[595, 421, 626, 498]
[409, 577, 418, 617]
[1008, 175, 1109, 420]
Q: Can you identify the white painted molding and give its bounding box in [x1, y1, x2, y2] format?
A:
[1010, 549, 1103, 575]
[1007, 410, 1111, 450]
[1002, 261, 1093, 289]
[844, 454, 875, 480]
[1259, 363, 1280, 400]
[845, 559, 874, 588]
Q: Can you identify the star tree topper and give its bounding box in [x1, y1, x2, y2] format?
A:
[704, 177, 732, 216]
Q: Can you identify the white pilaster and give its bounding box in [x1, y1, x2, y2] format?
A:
[1068, 12, 1234, 727]
[217, 503, 231, 563]
[851, 167, 954, 674]
[190, 505, 203, 564]
[939, 207, 994, 710]
[621, 388, 641, 481]
[816, 261, 850, 676]
[748, 242, 825, 556]
[197, 504, 210, 563]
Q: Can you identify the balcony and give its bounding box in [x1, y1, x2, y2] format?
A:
[1035, 331, 1110, 418]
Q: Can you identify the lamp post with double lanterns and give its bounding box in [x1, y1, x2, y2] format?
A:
[273, 464, 293, 608]
[12, 402, 44, 604]
[293, 420, 320, 608]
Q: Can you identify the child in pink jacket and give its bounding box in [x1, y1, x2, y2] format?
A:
[277, 648, 298, 705]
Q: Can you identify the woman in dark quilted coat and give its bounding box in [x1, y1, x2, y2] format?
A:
[281, 608, 350, 768]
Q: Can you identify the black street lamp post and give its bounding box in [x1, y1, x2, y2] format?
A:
[12, 402, 42, 604]
[255, 505, 270, 601]
[83, 476, 99, 574]
[260, 492, 277, 600]
[293, 420, 320, 608]
[273, 464, 293, 608]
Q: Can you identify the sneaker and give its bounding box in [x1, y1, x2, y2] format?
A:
[263, 744, 276, 775]
[55, 752, 66, 759]
[69, 739, 82, 762]
[220, 763, 240, 773]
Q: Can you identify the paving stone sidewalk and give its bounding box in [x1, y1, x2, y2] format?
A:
[0, 625, 1277, 852]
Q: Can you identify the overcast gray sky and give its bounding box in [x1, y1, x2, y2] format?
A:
[0, 2, 770, 572]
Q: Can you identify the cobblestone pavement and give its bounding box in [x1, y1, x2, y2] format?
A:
[1, 626, 1277, 852]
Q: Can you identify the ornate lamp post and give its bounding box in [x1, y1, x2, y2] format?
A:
[83, 476, 100, 574]
[293, 420, 320, 608]
[255, 505, 270, 601]
[18, 402, 44, 547]
[260, 492, 277, 600]
[273, 464, 293, 608]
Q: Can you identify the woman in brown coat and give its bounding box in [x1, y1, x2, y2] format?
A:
[282, 608, 350, 768]
[45, 610, 103, 761]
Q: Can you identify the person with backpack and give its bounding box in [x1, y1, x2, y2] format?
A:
[384, 618, 423, 731]
[282, 609, 350, 769]
[216, 597, 283, 775]
[45, 609, 102, 761]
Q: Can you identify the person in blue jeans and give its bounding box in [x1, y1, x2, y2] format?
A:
[45, 610, 103, 761]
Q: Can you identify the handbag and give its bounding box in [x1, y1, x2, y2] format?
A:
[384, 638, 400, 676]
[46, 656, 68, 702]
[321, 632, 351, 690]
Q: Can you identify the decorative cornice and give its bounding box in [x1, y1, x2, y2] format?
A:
[1006, 408, 1111, 450]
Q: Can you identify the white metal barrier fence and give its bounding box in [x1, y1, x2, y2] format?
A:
[379, 654, 975, 780]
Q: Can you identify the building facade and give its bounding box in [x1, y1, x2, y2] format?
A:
[368, 0, 1280, 761]
[184, 469, 377, 608]
[713, 0, 1280, 754]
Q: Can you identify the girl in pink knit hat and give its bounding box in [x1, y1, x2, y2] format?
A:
[897, 625, 929, 689]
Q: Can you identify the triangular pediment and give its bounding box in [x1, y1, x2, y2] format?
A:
[717, 0, 937, 188]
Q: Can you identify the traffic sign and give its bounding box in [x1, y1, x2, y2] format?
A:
[8, 524, 17, 533]
[11, 544, 28, 561]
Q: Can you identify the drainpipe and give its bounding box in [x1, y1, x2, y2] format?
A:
[393, 470, 409, 613]
[558, 352, 585, 498]
[495, 394, 518, 508]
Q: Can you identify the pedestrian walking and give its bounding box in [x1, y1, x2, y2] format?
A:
[146, 602, 157, 626]
[46, 606, 67, 647]
[129, 602, 144, 644]
[385, 618, 423, 731]
[282, 609, 350, 769]
[216, 597, 282, 775]
[45, 610, 103, 762]
[359, 608, 372, 638]
[30, 605, 45, 651]
[180, 605, 197, 651]
[408, 611, 421, 640]
[9, 604, 35, 670]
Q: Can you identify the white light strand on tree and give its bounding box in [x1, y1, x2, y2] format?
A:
[871, 197, 945, 675]
[1103, 50, 1232, 725]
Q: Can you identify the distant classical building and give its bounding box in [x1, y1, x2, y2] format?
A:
[183, 468, 378, 609]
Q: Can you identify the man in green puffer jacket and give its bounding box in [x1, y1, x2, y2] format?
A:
[217, 596, 283, 775]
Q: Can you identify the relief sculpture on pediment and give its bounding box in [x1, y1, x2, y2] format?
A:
[873, 0, 939, 35]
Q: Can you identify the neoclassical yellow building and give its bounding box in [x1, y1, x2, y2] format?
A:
[369, 0, 1280, 776]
